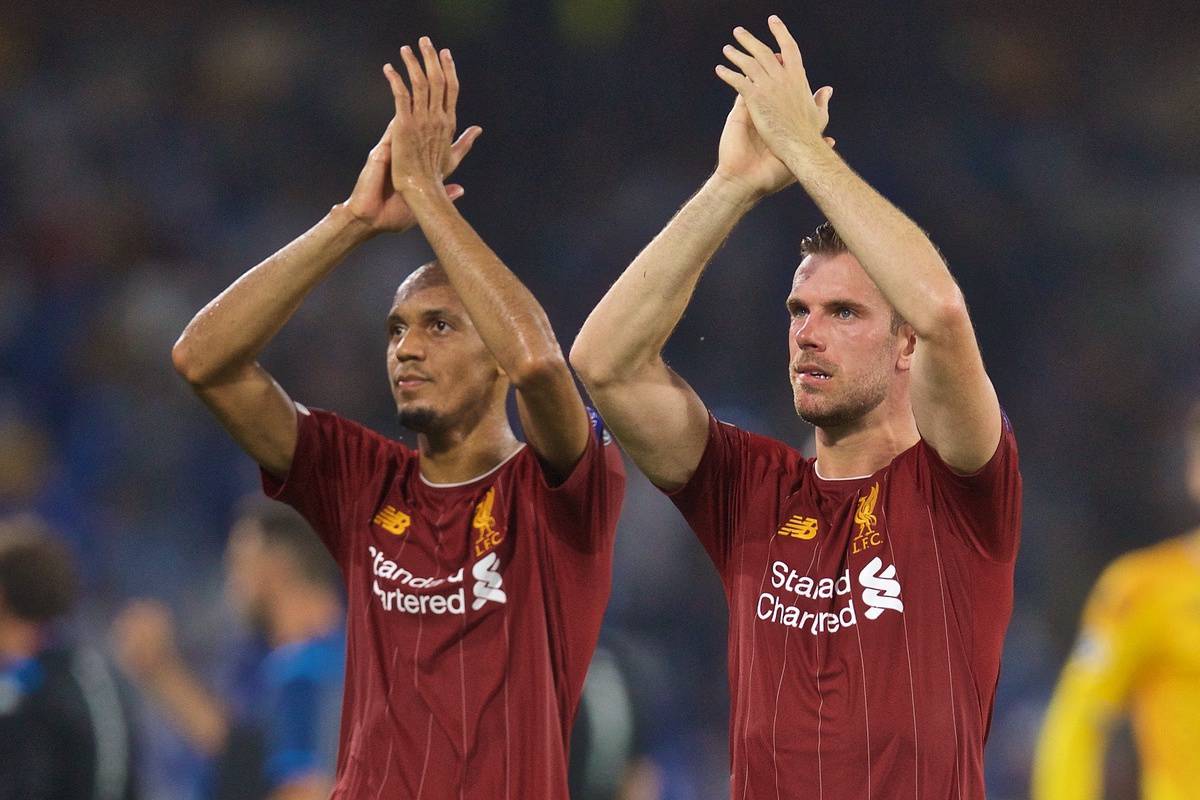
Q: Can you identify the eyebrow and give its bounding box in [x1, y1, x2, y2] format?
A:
[786, 297, 870, 312]
[387, 308, 460, 325]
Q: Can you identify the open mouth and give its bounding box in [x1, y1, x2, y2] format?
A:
[796, 369, 832, 382]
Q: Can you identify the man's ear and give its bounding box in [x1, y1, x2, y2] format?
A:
[896, 324, 917, 371]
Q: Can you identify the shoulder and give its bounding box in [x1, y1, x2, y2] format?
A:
[1088, 544, 1178, 619]
[262, 632, 345, 689]
[714, 415, 806, 469]
[297, 404, 413, 463]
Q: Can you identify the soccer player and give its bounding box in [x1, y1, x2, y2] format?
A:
[0, 515, 139, 800]
[1032, 402, 1200, 800]
[171, 37, 624, 799]
[114, 500, 345, 800]
[571, 16, 1021, 799]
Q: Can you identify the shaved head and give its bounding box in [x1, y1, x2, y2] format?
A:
[395, 261, 451, 304]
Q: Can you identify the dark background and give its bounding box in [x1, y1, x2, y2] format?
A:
[2, 1, 1198, 797]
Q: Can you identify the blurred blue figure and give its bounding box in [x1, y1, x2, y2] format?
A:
[0, 514, 139, 800]
[113, 500, 344, 800]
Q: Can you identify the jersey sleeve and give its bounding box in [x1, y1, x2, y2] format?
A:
[534, 408, 626, 553]
[260, 404, 399, 565]
[920, 411, 1022, 561]
[1032, 556, 1153, 800]
[663, 414, 791, 576]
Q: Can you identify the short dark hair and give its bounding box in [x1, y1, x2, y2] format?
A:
[799, 221, 906, 334]
[233, 497, 341, 589]
[799, 221, 848, 261]
[0, 515, 79, 624]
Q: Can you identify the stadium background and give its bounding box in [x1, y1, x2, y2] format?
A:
[2, 0, 1198, 797]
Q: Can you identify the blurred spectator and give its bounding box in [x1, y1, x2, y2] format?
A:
[0, 514, 139, 800]
[1032, 401, 1200, 800]
[113, 500, 344, 800]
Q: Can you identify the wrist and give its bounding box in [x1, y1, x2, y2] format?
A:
[398, 178, 455, 217]
[327, 202, 380, 243]
[703, 172, 762, 212]
[778, 136, 835, 183]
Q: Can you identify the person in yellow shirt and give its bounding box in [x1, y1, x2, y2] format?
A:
[1033, 401, 1200, 800]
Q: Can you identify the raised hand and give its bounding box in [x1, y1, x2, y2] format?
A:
[715, 16, 834, 165]
[342, 117, 466, 233]
[715, 94, 796, 201]
[111, 599, 180, 681]
[383, 37, 482, 197]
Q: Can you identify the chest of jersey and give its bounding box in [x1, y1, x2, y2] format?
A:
[349, 479, 526, 632]
[740, 474, 944, 642]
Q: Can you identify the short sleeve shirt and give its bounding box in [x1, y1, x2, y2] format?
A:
[262, 405, 625, 800]
[667, 413, 1021, 799]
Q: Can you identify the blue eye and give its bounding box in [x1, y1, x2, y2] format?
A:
[836, 308, 854, 319]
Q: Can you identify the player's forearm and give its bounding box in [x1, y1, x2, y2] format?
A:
[172, 205, 372, 386]
[571, 174, 754, 386]
[403, 184, 566, 385]
[781, 143, 966, 339]
[1032, 685, 1110, 800]
[141, 660, 230, 756]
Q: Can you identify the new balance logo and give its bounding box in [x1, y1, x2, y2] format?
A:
[777, 515, 819, 540]
[373, 505, 411, 536]
[471, 552, 507, 610]
[858, 556, 904, 620]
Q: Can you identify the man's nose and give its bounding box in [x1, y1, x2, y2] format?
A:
[394, 331, 425, 360]
[794, 315, 826, 350]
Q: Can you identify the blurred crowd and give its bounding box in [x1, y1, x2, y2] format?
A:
[1, 1, 1198, 797]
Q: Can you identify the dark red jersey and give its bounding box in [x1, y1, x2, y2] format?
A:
[262, 404, 625, 799]
[667, 413, 1021, 800]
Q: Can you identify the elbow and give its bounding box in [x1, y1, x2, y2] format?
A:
[509, 351, 568, 390]
[171, 336, 199, 383]
[171, 335, 214, 386]
[568, 338, 619, 390]
[914, 286, 971, 341]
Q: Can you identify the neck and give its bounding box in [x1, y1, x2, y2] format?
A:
[266, 587, 341, 649]
[812, 396, 920, 479]
[415, 402, 521, 485]
[0, 618, 43, 664]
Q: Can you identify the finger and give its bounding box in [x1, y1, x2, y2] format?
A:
[445, 183, 465, 201]
[714, 64, 752, 94]
[815, 85, 833, 109]
[722, 44, 765, 82]
[732, 26, 778, 72]
[442, 49, 459, 118]
[824, 136, 836, 148]
[419, 36, 444, 113]
[399, 45, 427, 114]
[382, 64, 411, 121]
[447, 125, 483, 171]
[373, 116, 397, 148]
[767, 15, 804, 70]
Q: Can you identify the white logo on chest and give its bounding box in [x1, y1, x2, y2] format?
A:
[858, 556, 904, 619]
[471, 552, 507, 610]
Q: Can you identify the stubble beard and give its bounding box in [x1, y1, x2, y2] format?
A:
[397, 406, 440, 434]
[793, 369, 891, 430]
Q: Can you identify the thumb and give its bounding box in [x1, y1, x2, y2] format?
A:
[814, 85, 834, 108]
[451, 125, 483, 161]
